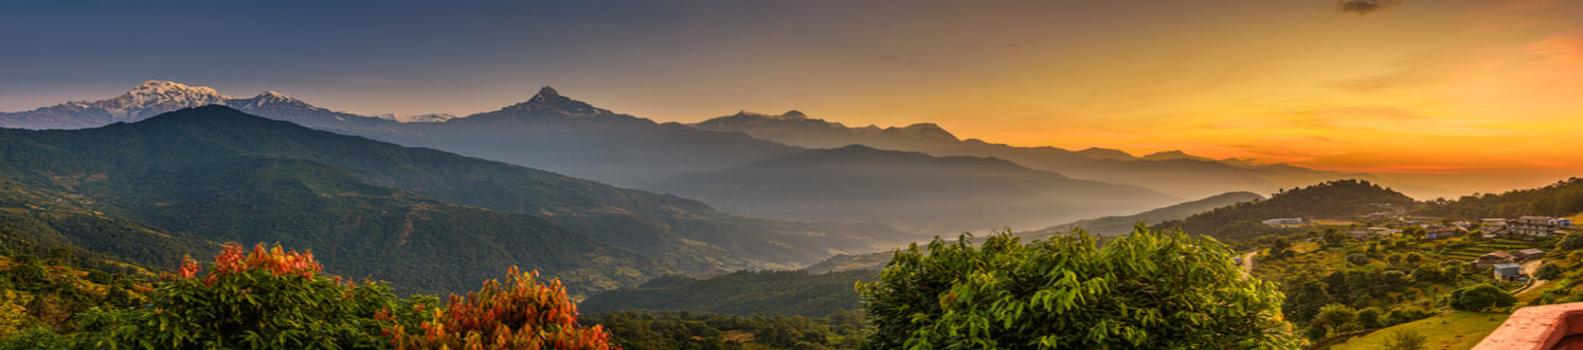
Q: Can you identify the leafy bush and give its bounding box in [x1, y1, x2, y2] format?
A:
[1537, 263, 1562, 280]
[1355, 307, 1383, 329]
[1382, 330, 1427, 350]
[859, 228, 1302, 349]
[1384, 306, 1432, 325]
[80, 243, 411, 349]
[1449, 283, 1516, 312]
[10, 243, 619, 350]
[386, 267, 617, 350]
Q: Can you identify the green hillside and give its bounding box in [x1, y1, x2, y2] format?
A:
[1157, 180, 1414, 240]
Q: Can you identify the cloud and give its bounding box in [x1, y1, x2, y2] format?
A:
[1338, 0, 1402, 15]
[1527, 34, 1583, 63]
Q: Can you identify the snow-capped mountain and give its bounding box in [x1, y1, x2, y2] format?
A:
[373, 113, 456, 123]
[0, 81, 399, 131]
[0, 81, 232, 129]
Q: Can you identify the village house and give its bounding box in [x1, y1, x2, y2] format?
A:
[1515, 248, 1546, 261]
[1482, 218, 1509, 235]
[1494, 263, 1524, 281]
[1476, 251, 1515, 268]
[1424, 225, 1466, 240]
[1513, 216, 1566, 238]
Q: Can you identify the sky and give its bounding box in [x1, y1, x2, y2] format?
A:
[2, 0, 1582, 188]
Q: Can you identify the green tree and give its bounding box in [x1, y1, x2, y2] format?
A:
[1355, 307, 1383, 329]
[1559, 233, 1583, 251]
[858, 227, 1302, 349]
[1537, 263, 1562, 280]
[1449, 283, 1517, 312]
[77, 243, 419, 349]
[1310, 304, 1357, 336]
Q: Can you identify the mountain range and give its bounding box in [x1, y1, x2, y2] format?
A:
[692, 110, 1369, 199]
[0, 106, 909, 293]
[651, 145, 1177, 233]
[0, 80, 1391, 236]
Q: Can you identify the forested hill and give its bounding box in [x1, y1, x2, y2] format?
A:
[1026, 191, 1263, 238]
[0, 106, 905, 293]
[1156, 180, 1415, 240]
[1416, 177, 1583, 218]
[580, 269, 874, 317]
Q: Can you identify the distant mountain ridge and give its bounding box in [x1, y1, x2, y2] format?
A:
[692, 110, 1371, 198]
[0, 81, 403, 132]
[1025, 191, 1265, 238]
[650, 144, 1177, 234]
[0, 106, 909, 293]
[5, 81, 1372, 199]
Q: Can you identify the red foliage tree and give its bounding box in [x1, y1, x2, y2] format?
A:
[387, 267, 619, 350]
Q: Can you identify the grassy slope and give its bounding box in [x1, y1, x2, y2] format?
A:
[1327, 311, 1507, 350]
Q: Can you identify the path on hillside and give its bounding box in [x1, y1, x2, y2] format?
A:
[1514, 259, 1547, 296]
[1241, 251, 1257, 275]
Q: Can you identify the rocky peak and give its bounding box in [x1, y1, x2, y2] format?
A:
[501, 86, 610, 117]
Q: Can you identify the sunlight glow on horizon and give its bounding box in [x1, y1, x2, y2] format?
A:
[3, 0, 1582, 180]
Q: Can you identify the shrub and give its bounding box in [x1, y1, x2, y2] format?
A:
[858, 228, 1302, 349]
[80, 243, 411, 349]
[1449, 283, 1516, 312]
[1311, 304, 1357, 336]
[1382, 330, 1427, 350]
[1537, 263, 1562, 280]
[1356, 307, 1383, 329]
[1385, 306, 1432, 325]
[387, 267, 618, 350]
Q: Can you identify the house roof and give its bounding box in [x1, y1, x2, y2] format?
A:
[1519, 248, 1545, 255]
[1494, 263, 1523, 269]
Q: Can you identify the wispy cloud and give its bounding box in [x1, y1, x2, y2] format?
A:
[1337, 0, 1403, 15]
[1528, 34, 1583, 63]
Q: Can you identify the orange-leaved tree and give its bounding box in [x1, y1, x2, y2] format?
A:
[81, 243, 414, 349]
[387, 266, 618, 350]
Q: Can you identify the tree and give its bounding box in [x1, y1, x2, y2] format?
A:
[1355, 307, 1383, 329]
[1345, 254, 1369, 265]
[1402, 226, 1427, 239]
[1559, 233, 1583, 251]
[1450, 283, 1517, 312]
[1537, 263, 1562, 280]
[79, 243, 413, 349]
[1410, 265, 1442, 283]
[68, 243, 617, 350]
[1405, 253, 1422, 265]
[1310, 304, 1357, 336]
[387, 267, 618, 350]
[858, 228, 1303, 349]
[1382, 330, 1427, 350]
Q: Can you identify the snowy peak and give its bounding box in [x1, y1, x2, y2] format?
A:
[373, 113, 457, 123]
[88, 80, 233, 122]
[128, 80, 228, 100]
[500, 86, 611, 117]
[229, 90, 318, 111]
